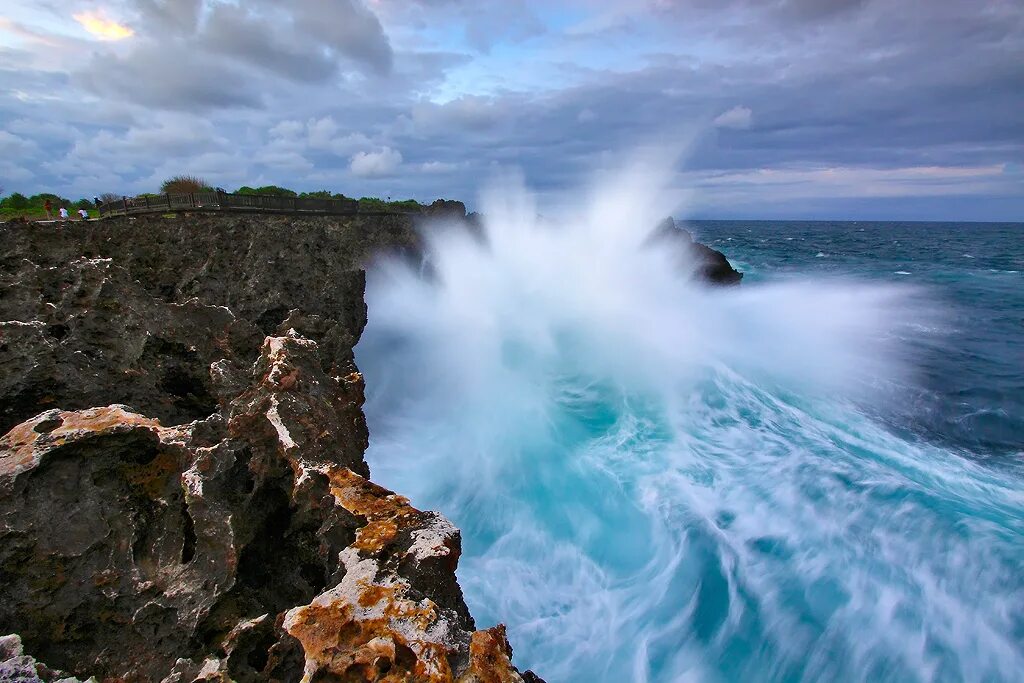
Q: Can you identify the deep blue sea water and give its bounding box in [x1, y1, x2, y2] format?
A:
[358, 203, 1024, 683]
[688, 220, 1024, 460]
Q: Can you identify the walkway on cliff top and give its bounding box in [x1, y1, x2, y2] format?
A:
[98, 191, 422, 219]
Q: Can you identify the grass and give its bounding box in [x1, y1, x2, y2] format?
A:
[0, 207, 94, 220]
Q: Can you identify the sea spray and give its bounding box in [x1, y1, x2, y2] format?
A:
[355, 165, 1023, 682]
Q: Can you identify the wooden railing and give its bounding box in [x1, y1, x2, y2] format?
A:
[97, 191, 361, 218]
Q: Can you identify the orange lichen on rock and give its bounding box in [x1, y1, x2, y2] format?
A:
[0, 406, 162, 479]
[457, 627, 524, 683]
[284, 464, 535, 683]
[327, 466, 414, 518]
[284, 581, 456, 683]
[324, 466, 421, 554]
[357, 518, 401, 554]
[286, 579, 531, 683]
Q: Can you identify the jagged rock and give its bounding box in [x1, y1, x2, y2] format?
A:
[0, 213, 543, 681]
[0, 254, 260, 433]
[0, 633, 90, 682]
[0, 332, 538, 681]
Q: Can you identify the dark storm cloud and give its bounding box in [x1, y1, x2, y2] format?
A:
[287, 0, 394, 74]
[134, 0, 203, 34]
[77, 0, 394, 111]
[202, 4, 337, 82]
[374, 0, 1022, 212]
[773, 0, 870, 22]
[2, 0, 1020, 219]
[82, 43, 260, 110]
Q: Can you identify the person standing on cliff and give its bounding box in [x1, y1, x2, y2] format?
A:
[44, 199, 52, 220]
[58, 206, 69, 222]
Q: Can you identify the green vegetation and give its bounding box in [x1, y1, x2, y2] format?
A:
[0, 192, 95, 220]
[357, 197, 423, 212]
[236, 185, 297, 197]
[160, 175, 213, 194]
[233, 185, 423, 211]
[2, 179, 435, 222]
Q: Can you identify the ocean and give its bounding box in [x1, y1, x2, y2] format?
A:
[690, 220, 1024, 459]
[355, 175, 1023, 683]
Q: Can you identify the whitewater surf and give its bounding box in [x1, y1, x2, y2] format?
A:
[355, 165, 1023, 682]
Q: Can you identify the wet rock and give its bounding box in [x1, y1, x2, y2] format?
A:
[0, 216, 541, 682]
[651, 217, 743, 285]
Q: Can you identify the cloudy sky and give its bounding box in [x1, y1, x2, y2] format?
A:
[1, 0, 1021, 220]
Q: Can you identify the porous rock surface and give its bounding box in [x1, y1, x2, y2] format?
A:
[0, 214, 540, 682]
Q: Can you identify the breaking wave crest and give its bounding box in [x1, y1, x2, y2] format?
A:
[356, 164, 1024, 682]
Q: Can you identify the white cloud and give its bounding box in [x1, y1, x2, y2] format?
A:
[254, 149, 314, 173]
[269, 120, 305, 140]
[349, 147, 402, 177]
[412, 96, 498, 131]
[713, 105, 753, 130]
[270, 117, 374, 157]
[420, 161, 459, 173]
[307, 116, 340, 146]
[688, 164, 1011, 200]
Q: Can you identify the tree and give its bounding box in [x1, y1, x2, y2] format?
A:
[99, 193, 121, 205]
[28, 193, 67, 206]
[299, 190, 333, 199]
[235, 185, 296, 197]
[358, 197, 387, 211]
[258, 185, 296, 197]
[2, 193, 28, 210]
[161, 175, 212, 194]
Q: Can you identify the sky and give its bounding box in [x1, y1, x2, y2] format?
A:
[1, 0, 1022, 220]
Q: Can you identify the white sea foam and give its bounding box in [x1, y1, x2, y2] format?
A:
[356, 160, 1023, 682]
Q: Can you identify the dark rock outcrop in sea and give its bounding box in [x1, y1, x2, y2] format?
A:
[651, 217, 743, 285]
[0, 208, 737, 681]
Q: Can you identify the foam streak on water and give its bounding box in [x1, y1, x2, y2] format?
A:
[356, 166, 1024, 682]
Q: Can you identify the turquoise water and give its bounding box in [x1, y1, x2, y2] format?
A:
[356, 179, 1023, 682]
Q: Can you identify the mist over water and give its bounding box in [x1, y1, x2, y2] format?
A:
[356, 166, 1024, 682]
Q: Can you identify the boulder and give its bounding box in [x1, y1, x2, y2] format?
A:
[651, 217, 743, 285]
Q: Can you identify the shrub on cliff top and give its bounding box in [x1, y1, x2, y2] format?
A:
[236, 185, 297, 197]
[1, 192, 29, 209]
[161, 175, 213, 194]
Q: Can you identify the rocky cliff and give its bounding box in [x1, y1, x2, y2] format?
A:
[0, 210, 738, 682]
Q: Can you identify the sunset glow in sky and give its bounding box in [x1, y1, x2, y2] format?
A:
[72, 11, 134, 41]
